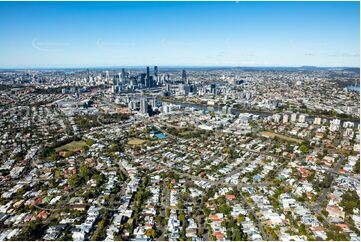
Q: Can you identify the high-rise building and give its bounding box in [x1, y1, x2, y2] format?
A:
[165, 83, 171, 93]
[140, 99, 149, 115]
[87, 69, 91, 82]
[283, 114, 289, 123]
[149, 76, 154, 88]
[121, 68, 126, 79]
[222, 105, 229, 115]
[313, 117, 322, 125]
[210, 84, 216, 95]
[150, 98, 157, 109]
[298, 114, 306, 123]
[330, 119, 341, 132]
[139, 73, 146, 86]
[105, 70, 110, 82]
[180, 84, 190, 96]
[128, 100, 137, 110]
[273, 114, 281, 123]
[118, 73, 122, 83]
[291, 113, 297, 122]
[145, 67, 150, 88]
[182, 69, 187, 83]
[154, 66, 158, 77]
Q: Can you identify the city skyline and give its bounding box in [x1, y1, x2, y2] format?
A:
[0, 1, 360, 68]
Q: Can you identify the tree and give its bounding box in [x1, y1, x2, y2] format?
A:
[68, 174, 79, 187]
[85, 139, 94, 146]
[232, 228, 242, 241]
[145, 229, 156, 239]
[237, 214, 245, 224]
[20, 220, 43, 240]
[79, 164, 90, 179]
[54, 170, 61, 179]
[326, 224, 349, 241]
[168, 182, 173, 189]
[219, 204, 232, 216]
[165, 208, 170, 218]
[300, 144, 309, 154]
[340, 190, 360, 215]
[353, 159, 360, 174]
[178, 213, 185, 222]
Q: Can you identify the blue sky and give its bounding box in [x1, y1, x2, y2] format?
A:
[0, 1, 359, 68]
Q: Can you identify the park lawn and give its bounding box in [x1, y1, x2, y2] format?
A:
[260, 131, 303, 144]
[55, 140, 88, 153]
[127, 138, 146, 145]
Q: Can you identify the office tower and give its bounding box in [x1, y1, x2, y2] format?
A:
[118, 73, 122, 83]
[140, 99, 149, 115]
[190, 85, 197, 94]
[121, 68, 126, 79]
[180, 84, 190, 96]
[130, 77, 137, 87]
[138, 73, 145, 86]
[146, 66, 150, 80]
[105, 71, 109, 82]
[87, 69, 91, 82]
[165, 83, 171, 93]
[182, 69, 187, 83]
[149, 76, 154, 88]
[154, 66, 158, 77]
[145, 67, 150, 88]
[210, 84, 216, 95]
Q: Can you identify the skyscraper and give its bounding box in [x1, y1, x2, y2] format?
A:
[283, 114, 289, 123]
[121, 68, 126, 79]
[105, 70, 110, 83]
[166, 83, 171, 92]
[291, 113, 297, 122]
[154, 66, 158, 77]
[140, 98, 149, 115]
[182, 69, 187, 83]
[118, 73, 122, 83]
[150, 98, 157, 109]
[87, 69, 90, 82]
[146, 66, 150, 78]
[146, 67, 150, 88]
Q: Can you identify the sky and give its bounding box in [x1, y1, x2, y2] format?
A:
[0, 1, 359, 68]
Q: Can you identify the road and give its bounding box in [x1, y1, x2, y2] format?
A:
[157, 182, 169, 241]
[313, 155, 344, 210]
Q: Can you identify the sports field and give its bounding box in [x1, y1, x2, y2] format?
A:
[260, 131, 303, 144]
[55, 140, 88, 152]
[127, 138, 146, 145]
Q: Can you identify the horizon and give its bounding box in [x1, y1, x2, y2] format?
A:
[0, 1, 360, 68]
[0, 65, 360, 71]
